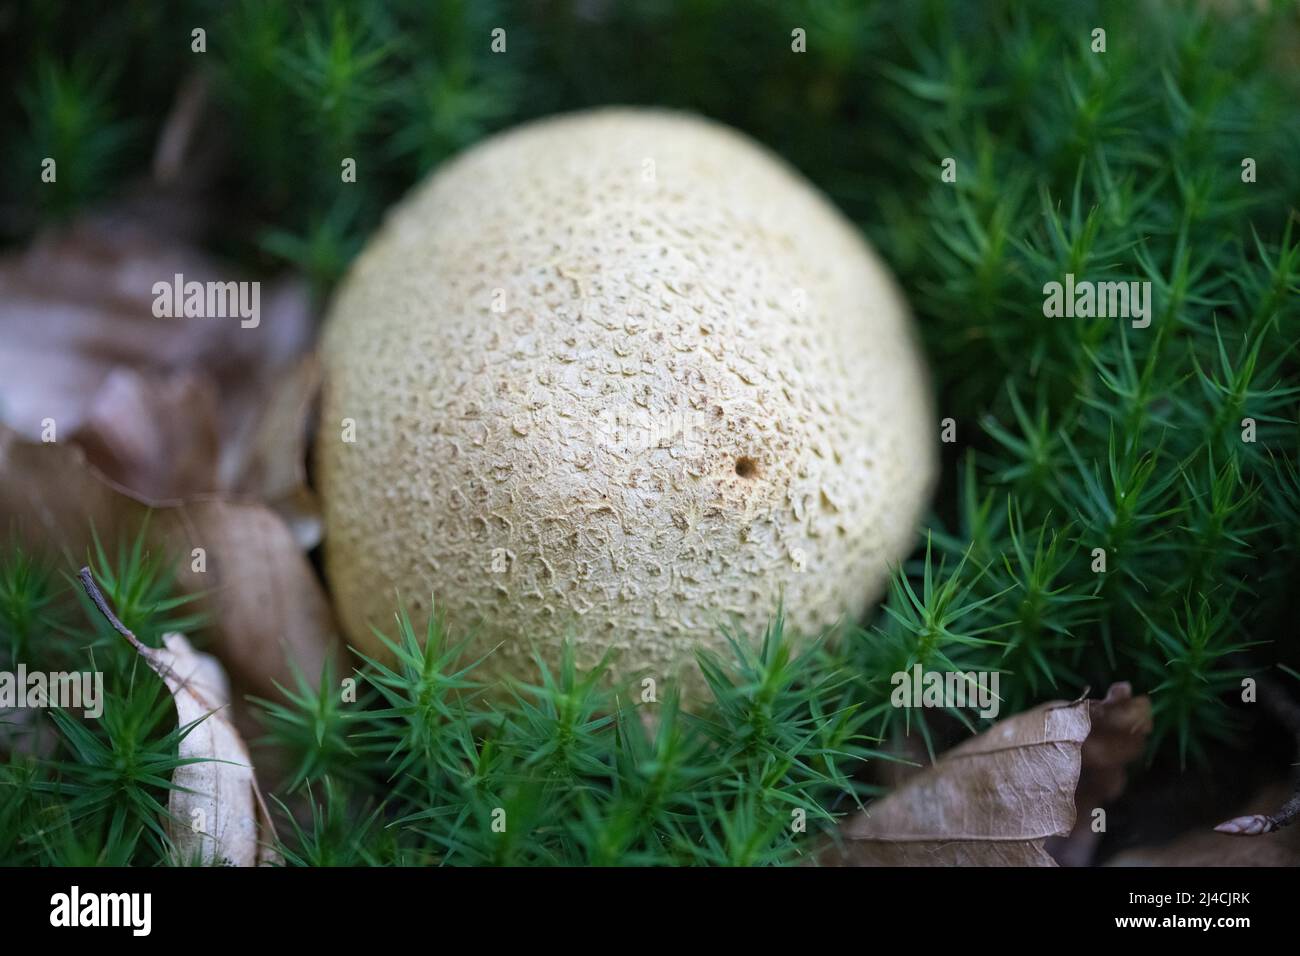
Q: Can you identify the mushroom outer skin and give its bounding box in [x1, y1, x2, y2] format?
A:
[318, 108, 936, 702]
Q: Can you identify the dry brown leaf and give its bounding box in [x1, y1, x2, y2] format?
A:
[153, 633, 279, 866]
[224, 354, 323, 549]
[1048, 682, 1153, 866]
[70, 368, 222, 498]
[819, 688, 1149, 866]
[0, 423, 336, 700]
[78, 566, 278, 866]
[0, 215, 317, 512]
[159, 498, 334, 687]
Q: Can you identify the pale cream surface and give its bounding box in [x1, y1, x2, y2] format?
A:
[320, 108, 935, 699]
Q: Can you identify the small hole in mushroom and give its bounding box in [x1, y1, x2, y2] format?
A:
[734, 456, 759, 479]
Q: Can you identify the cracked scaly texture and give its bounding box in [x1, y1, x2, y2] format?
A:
[319, 109, 936, 700]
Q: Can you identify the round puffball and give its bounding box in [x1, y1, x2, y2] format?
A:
[319, 108, 936, 700]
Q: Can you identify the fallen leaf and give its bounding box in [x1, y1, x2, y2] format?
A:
[223, 354, 323, 549]
[159, 498, 334, 686]
[156, 634, 280, 866]
[1047, 682, 1153, 866]
[818, 687, 1144, 866]
[0, 423, 337, 700]
[0, 101, 328, 710]
[70, 368, 222, 498]
[0, 214, 318, 513]
[78, 566, 278, 866]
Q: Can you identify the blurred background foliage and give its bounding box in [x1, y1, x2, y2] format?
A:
[6, 0, 1290, 287]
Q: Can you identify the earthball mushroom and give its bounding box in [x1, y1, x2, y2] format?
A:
[318, 108, 936, 700]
